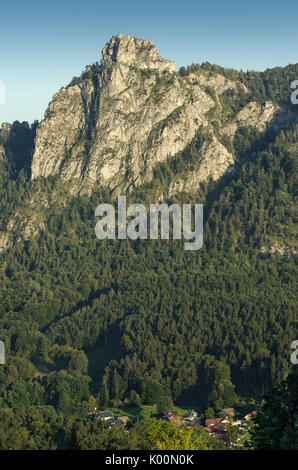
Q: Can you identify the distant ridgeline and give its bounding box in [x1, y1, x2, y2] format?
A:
[0, 35, 297, 449]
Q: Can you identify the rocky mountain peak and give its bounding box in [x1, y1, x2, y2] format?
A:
[29, 35, 294, 198]
[101, 34, 176, 73]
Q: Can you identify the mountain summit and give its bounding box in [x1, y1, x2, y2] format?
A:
[101, 34, 176, 72]
[0, 35, 297, 444]
[29, 35, 297, 196]
[30, 35, 239, 193]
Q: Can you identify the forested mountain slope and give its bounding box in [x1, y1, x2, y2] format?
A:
[0, 35, 297, 449]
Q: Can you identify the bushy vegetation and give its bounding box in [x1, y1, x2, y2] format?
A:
[179, 62, 298, 107]
[248, 373, 298, 450]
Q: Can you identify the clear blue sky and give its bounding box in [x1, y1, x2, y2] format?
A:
[0, 0, 297, 124]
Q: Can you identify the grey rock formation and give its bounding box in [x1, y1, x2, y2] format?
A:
[30, 35, 239, 194]
[5, 35, 296, 200]
[1, 35, 297, 252]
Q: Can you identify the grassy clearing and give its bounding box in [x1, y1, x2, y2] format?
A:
[96, 404, 158, 420]
[173, 405, 202, 416]
[97, 404, 202, 421]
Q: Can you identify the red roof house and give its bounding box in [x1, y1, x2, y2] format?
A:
[205, 418, 224, 427]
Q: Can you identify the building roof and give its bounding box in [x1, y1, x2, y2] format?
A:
[205, 418, 224, 426]
[204, 427, 213, 433]
[212, 425, 227, 432]
[161, 411, 180, 422]
[185, 410, 198, 416]
[221, 407, 237, 415]
[162, 411, 178, 417]
[117, 416, 129, 425]
[184, 410, 198, 418]
[106, 418, 117, 424]
[244, 411, 257, 420]
[97, 411, 113, 418]
[212, 422, 228, 430]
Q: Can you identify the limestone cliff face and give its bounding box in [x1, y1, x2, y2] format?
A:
[31, 84, 90, 181]
[1, 35, 296, 253]
[167, 138, 235, 196]
[30, 34, 292, 196]
[30, 35, 231, 193]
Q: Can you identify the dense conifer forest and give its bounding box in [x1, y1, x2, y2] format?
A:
[0, 64, 297, 449]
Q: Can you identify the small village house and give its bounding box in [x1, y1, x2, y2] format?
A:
[220, 407, 238, 417]
[160, 411, 181, 424]
[183, 410, 198, 422]
[244, 411, 257, 421]
[117, 416, 129, 426]
[97, 411, 114, 421]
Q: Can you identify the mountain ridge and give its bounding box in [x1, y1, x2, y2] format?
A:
[0, 39, 297, 447]
[0, 36, 297, 256]
[28, 35, 297, 196]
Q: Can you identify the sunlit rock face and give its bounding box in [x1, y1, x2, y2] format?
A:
[31, 35, 235, 193]
[31, 34, 294, 197]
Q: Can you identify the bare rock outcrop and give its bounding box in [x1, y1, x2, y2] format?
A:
[31, 35, 235, 193]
